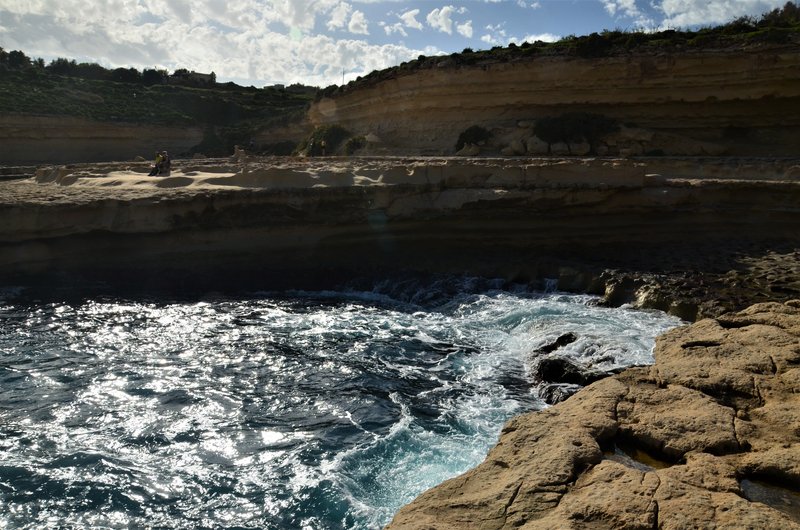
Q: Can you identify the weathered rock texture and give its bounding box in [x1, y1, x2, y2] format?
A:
[309, 46, 800, 156]
[387, 301, 800, 530]
[0, 115, 205, 165]
[2, 156, 799, 318]
[1, 113, 312, 166]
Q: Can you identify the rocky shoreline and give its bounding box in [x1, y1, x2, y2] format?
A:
[387, 300, 800, 529]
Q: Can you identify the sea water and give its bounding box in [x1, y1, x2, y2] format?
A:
[0, 278, 681, 529]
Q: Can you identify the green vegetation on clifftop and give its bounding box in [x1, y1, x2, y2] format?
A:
[0, 69, 312, 128]
[0, 52, 316, 156]
[317, 1, 800, 100]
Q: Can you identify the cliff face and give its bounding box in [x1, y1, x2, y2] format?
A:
[0, 115, 204, 165]
[0, 115, 315, 165]
[2, 157, 800, 319]
[309, 46, 800, 156]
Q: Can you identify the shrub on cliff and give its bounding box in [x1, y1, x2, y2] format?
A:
[344, 136, 367, 155]
[574, 32, 614, 58]
[455, 126, 492, 152]
[298, 125, 351, 156]
[534, 113, 619, 155]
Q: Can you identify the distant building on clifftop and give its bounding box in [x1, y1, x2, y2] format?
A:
[170, 69, 216, 86]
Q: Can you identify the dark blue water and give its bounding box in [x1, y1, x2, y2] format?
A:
[0, 281, 680, 529]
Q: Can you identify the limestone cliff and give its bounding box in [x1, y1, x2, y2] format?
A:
[309, 45, 800, 156]
[2, 157, 799, 318]
[0, 115, 314, 165]
[0, 115, 205, 165]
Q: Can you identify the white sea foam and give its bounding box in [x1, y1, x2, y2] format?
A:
[0, 285, 681, 530]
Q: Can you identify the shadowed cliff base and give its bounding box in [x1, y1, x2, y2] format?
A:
[1, 156, 799, 319]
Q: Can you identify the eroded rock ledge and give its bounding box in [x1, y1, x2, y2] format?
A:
[2, 156, 799, 320]
[387, 301, 800, 529]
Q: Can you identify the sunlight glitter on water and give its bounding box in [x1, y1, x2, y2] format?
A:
[0, 284, 681, 529]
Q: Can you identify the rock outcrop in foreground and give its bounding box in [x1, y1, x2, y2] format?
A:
[388, 301, 800, 529]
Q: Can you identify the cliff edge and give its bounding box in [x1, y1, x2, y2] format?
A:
[2, 156, 799, 319]
[387, 300, 800, 529]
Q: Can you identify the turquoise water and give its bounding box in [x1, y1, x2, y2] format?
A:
[0, 280, 681, 529]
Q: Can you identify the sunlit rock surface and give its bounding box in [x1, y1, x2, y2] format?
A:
[387, 301, 800, 530]
[309, 45, 800, 157]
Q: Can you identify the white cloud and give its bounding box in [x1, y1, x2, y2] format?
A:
[327, 2, 352, 31]
[0, 0, 440, 87]
[481, 23, 508, 46]
[457, 20, 473, 38]
[348, 10, 369, 34]
[399, 9, 423, 30]
[654, 0, 787, 28]
[381, 21, 407, 37]
[600, 0, 655, 27]
[521, 32, 560, 43]
[264, 0, 341, 33]
[426, 5, 467, 34]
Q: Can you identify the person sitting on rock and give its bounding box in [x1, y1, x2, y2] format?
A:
[160, 151, 171, 175]
[148, 150, 171, 176]
[148, 151, 163, 176]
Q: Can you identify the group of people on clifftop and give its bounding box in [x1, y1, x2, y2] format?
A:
[148, 150, 171, 176]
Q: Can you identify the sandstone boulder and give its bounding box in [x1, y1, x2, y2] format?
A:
[550, 142, 571, 155]
[456, 143, 481, 156]
[524, 136, 548, 155]
[509, 139, 526, 156]
[571, 141, 592, 156]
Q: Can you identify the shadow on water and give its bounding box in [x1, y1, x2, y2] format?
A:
[603, 439, 675, 472]
[741, 478, 800, 523]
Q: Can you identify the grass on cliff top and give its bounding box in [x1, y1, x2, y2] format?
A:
[318, 2, 800, 100]
[0, 69, 311, 128]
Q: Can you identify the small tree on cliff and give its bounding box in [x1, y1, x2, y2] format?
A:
[455, 125, 492, 151]
[298, 125, 352, 156]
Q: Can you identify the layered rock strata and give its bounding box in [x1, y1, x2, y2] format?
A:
[2, 156, 799, 318]
[0, 115, 204, 165]
[387, 301, 800, 529]
[310, 45, 800, 156]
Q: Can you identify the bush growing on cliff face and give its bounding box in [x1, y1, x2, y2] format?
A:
[298, 125, 352, 156]
[455, 125, 492, 151]
[344, 136, 367, 155]
[574, 32, 614, 58]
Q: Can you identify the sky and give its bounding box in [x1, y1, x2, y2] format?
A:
[0, 0, 792, 87]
